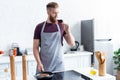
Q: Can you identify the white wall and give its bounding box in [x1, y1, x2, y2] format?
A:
[94, 0, 120, 75]
[94, 0, 120, 50]
[0, 0, 97, 54]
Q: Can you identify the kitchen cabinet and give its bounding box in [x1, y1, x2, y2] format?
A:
[28, 60, 37, 76]
[78, 55, 91, 68]
[27, 51, 92, 75]
[64, 56, 78, 70]
[0, 63, 9, 78]
[1, 69, 116, 80]
[0, 51, 92, 77]
[64, 51, 92, 70]
[16, 62, 22, 76]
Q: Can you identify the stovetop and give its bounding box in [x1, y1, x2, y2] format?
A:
[38, 70, 92, 80]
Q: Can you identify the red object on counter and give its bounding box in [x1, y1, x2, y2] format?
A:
[0, 50, 4, 54]
[13, 48, 17, 56]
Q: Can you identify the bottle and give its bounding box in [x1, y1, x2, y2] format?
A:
[9, 49, 13, 56]
[13, 48, 17, 56]
[11, 43, 19, 56]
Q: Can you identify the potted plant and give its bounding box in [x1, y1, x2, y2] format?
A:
[113, 48, 120, 80]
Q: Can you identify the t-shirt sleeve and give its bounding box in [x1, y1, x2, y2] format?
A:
[58, 20, 66, 36]
[33, 24, 41, 39]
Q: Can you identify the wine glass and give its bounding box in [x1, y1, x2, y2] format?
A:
[4, 68, 10, 80]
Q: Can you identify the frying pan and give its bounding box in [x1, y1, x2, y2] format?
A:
[34, 72, 53, 80]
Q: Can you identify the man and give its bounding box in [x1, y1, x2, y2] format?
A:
[33, 2, 75, 73]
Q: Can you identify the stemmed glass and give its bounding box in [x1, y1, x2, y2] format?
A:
[4, 68, 10, 80]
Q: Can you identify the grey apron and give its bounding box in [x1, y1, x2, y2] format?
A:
[36, 21, 64, 73]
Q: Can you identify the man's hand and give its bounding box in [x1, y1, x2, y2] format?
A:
[62, 23, 70, 34]
[37, 63, 44, 72]
[62, 23, 75, 46]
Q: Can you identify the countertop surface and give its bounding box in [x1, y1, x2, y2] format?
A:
[0, 68, 116, 80]
[0, 51, 93, 64]
[74, 67, 116, 80]
[0, 70, 91, 80]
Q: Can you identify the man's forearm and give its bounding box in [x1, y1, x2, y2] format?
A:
[33, 48, 42, 65]
[65, 32, 75, 46]
[62, 23, 75, 46]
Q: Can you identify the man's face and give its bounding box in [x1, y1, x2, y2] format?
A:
[47, 8, 59, 23]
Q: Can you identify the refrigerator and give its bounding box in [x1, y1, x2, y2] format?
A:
[94, 40, 113, 75]
[81, 19, 114, 75]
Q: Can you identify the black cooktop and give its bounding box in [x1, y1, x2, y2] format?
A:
[37, 70, 92, 80]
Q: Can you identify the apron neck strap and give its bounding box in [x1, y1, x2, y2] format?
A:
[41, 21, 60, 33]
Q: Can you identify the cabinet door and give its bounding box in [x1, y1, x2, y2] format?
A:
[16, 62, 22, 77]
[78, 55, 91, 68]
[64, 55, 91, 70]
[64, 57, 78, 70]
[28, 60, 37, 76]
[0, 63, 9, 78]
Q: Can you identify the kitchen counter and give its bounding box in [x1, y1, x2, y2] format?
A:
[0, 51, 92, 78]
[0, 51, 92, 64]
[0, 55, 35, 63]
[1, 70, 92, 80]
[0, 68, 116, 80]
[74, 67, 116, 80]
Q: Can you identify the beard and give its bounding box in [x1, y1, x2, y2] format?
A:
[49, 15, 57, 23]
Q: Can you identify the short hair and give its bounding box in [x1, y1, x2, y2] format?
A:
[46, 2, 59, 9]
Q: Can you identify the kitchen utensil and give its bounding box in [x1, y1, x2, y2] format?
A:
[95, 51, 106, 76]
[10, 55, 16, 80]
[35, 72, 53, 80]
[80, 45, 84, 51]
[100, 52, 105, 64]
[22, 55, 27, 80]
[70, 41, 79, 51]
